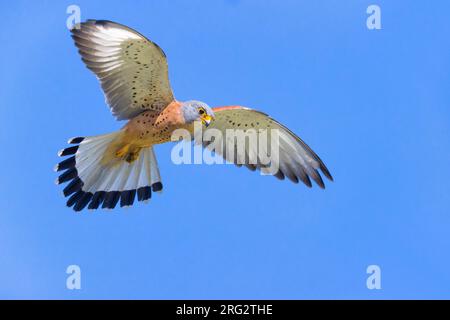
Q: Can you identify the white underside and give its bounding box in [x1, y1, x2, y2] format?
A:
[75, 133, 161, 192]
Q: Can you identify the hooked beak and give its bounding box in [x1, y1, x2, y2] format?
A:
[201, 114, 214, 127]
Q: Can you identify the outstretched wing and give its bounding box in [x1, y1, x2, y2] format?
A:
[71, 20, 174, 120]
[200, 106, 333, 188]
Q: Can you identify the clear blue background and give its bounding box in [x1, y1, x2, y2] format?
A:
[0, 0, 449, 299]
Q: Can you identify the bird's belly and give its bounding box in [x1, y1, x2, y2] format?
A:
[141, 126, 177, 145]
[130, 122, 187, 146]
[122, 106, 193, 148]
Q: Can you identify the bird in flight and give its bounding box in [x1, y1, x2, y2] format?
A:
[55, 20, 333, 211]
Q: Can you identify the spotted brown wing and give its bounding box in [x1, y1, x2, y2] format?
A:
[71, 20, 174, 120]
[199, 106, 333, 188]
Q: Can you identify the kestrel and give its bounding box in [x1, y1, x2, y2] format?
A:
[55, 20, 333, 211]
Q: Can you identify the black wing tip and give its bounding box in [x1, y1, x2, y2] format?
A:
[319, 162, 334, 182]
[312, 169, 325, 189]
[274, 170, 285, 180]
[274, 168, 329, 189]
[324, 171, 334, 182]
[288, 175, 300, 184]
[295, 176, 325, 189]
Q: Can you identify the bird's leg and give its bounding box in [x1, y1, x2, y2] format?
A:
[114, 144, 142, 163]
[115, 144, 130, 158]
[125, 147, 141, 163]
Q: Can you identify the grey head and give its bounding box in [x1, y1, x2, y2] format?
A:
[181, 100, 215, 127]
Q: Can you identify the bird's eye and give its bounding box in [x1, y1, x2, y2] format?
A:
[198, 108, 205, 115]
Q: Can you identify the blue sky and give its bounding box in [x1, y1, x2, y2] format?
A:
[0, 0, 449, 299]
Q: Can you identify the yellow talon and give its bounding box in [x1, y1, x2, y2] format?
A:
[126, 150, 141, 163]
[115, 144, 130, 158]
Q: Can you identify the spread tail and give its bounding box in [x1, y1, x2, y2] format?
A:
[55, 132, 163, 211]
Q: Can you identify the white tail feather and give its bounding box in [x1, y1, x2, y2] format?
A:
[55, 132, 163, 211]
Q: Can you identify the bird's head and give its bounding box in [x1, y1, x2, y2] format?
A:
[181, 100, 215, 127]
